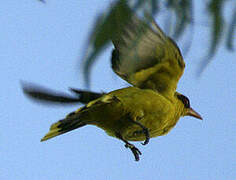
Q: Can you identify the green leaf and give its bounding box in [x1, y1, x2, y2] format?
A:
[82, 0, 133, 87]
[226, 6, 236, 51]
[173, 0, 193, 39]
[207, 0, 225, 58]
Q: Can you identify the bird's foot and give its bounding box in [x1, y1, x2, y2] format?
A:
[124, 142, 142, 161]
[131, 118, 150, 146]
[141, 127, 150, 145]
[115, 132, 142, 161]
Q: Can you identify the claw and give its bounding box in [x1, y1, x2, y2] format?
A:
[130, 119, 150, 146]
[116, 132, 142, 161]
[125, 143, 142, 161]
[141, 127, 150, 145]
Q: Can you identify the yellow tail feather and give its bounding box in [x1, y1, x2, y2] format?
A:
[41, 116, 87, 142]
[41, 121, 61, 142]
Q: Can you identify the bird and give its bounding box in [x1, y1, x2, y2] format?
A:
[23, 6, 202, 161]
[40, 86, 201, 161]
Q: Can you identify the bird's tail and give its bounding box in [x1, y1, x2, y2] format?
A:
[41, 113, 86, 142]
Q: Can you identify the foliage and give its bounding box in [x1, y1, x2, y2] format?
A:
[39, 0, 236, 86]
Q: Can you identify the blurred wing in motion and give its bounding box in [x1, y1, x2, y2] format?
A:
[69, 88, 104, 103]
[22, 82, 104, 105]
[111, 14, 185, 97]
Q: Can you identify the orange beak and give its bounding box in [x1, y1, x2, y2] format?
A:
[187, 108, 203, 120]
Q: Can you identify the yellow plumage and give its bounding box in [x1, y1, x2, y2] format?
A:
[41, 122, 61, 141]
[40, 87, 202, 161]
[24, 4, 203, 161]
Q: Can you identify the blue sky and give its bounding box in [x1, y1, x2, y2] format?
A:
[0, 1, 235, 179]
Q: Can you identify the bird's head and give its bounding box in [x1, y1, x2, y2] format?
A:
[176, 93, 203, 120]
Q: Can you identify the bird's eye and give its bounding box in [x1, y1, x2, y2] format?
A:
[177, 94, 190, 108]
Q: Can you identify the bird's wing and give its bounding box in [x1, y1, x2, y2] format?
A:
[22, 82, 103, 105]
[111, 15, 185, 97]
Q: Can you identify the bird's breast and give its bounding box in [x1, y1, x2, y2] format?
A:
[124, 110, 179, 141]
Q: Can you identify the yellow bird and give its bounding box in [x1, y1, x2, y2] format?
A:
[37, 13, 202, 161]
[40, 87, 201, 161]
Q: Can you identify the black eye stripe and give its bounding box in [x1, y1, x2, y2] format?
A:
[177, 94, 190, 108]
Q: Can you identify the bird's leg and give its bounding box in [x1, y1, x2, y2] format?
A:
[129, 116, 150, 146]
[115, 132, 142, 161]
